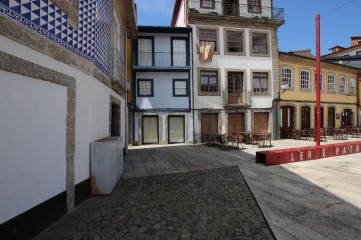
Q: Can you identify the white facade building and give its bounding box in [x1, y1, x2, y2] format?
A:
[0, 0, 137, 238]
[172, 0, 285, 141]
[132, 26, 193, 145]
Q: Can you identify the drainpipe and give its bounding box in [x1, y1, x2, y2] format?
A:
[190, 28, 196, 144]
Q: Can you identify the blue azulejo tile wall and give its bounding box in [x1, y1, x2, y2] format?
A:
[0, 0, 113, 77]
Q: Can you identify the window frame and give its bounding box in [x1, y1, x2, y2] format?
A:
[281, 67, 293, 89]
[171, 37, 189, 67]
[173, 79, 189, 97]
[327, 74, 336, 93]
[249, 31, 270, 57]
[349, 77, 356, 95]
[197, 27, 219, 54]
[137, 36, 155, 67]
[200, 0, 215, 9]
[300, 70, 311, 91]
[224, 29, 245, 56]
[339, 76, 347, 95]
[314, 72, 324, 92]
[247, 0, 262, 14]
[137, 79, 154, 97]
[198, 68, 220, 96]
[252, 71, 270, 95]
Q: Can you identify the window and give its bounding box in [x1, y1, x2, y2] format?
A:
[253, 72, 268, 93]
[349, 78, 356, 95]
[173, 79, 188, 96]
[172, 38, 187, 66]
[200, 0, 215, 9]
[327, 74, 336, 92]
[356, 51, 361, 56]
[300, 70, 310, 90]
[314, 72, 324, 91]
[138, 38, 153, 66]
[200, 70, 218, 93]
[199, 29, 217, 51]
[251, 32, 268, 55]
[225, 31, 243, 54]
[339, 76, 346, 94]
[138, 79, 153, 97]
[281, 67, 293, 88]
[248, 0, 261, 13]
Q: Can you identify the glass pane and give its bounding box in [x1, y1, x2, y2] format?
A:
[173, 40, 187, 66]
[169, 116, 184, 143]
[138, 39, 153, 66]
[143, 117, 158, 143]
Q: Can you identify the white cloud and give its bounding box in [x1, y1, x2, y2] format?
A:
[136, 0, 174, 18]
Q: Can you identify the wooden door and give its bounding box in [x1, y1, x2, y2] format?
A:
[280, 106, 294, 138]
[228, 113, 245, 135]
[227, 72, 243, 104]
[201, 113, 218, 135]
[254, 112, 269, 133]
[328, 107, 335, 128]
[342, 109, 353, 127]
[314, 107, 324, 128]
[301, 106, 310, 129]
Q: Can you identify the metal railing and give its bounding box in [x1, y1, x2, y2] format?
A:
[188, 0, 284, 21]
[133, 52, 190, 67]
[223, 90, 252, 106]
[112, 48, 126, 89]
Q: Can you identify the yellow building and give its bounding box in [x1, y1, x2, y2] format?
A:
[278, 51, 361, 138]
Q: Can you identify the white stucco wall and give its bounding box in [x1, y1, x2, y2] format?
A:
[0, 36, 126, 222]
[136, 72, 190, 109]
[175, 0, 186, 27]
[0, 70, 67, 224]
[191, 24, 274, 110]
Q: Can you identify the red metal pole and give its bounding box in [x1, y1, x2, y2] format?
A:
[316, 14, 321, 146]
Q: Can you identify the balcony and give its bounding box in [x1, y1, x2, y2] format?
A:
[188, 0, 284, 22]
[133, 52, 191, 71]
[112, 48, 126, 89]
[222, 90, 252, 107]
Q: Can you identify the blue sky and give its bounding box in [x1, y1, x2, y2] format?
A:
[135, 0, 361, 55]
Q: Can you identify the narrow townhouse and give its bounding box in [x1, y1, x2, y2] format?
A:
[132, 26, 193, 145]
[171, 0, 285, 142]
[0, 0, 136, 238]
[278, 51, 361, 138]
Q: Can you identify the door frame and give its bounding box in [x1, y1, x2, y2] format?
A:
[142, 115, 159, 144]
[168, 115, 185, 144]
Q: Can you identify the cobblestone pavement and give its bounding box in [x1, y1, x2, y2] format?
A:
[34, 167, 274, 240]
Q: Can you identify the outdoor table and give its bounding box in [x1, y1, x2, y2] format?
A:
[235, 131, 253, 144]
[253, 133, 272, 148]
[332, 129, 348, 140]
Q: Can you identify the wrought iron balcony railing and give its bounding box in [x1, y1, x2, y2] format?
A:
[222, 90, 252, 106]
[112, 48, 126, 89]
[133, 52, 190, 68]
[188, 0, 284, 22]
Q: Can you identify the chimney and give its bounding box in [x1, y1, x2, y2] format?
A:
[351, 36, 361, 46]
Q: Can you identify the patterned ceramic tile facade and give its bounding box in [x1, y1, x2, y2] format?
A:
[0, 0, 113, 77]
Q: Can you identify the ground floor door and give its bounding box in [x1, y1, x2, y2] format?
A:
[254, 112, 269, 133]
[301, 106, 311, 129]
[168, 116, 185, 144]
[314, 107, 324, 128]
[201, 113, 218, 138]
[142, 116, 159, 144]
[328, 107, 335, 128]
[228, 113, 245, 135]
[341, 109, 353, 127]
[280, 106, 294, 138]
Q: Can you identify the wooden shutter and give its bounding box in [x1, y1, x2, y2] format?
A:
[228, 113, 245, 135]
[201, 113, 218, 134]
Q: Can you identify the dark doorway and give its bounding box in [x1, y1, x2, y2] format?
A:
[341, 109, 353, 127]
[301, 106, 310, 129]
[280, 106, 294, 138]
[328, 107, 335, 128]
[111, 103, 120, 136]
[314, 107, 324, 128]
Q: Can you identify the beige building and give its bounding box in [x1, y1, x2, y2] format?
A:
[278, 51, 361, 138]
